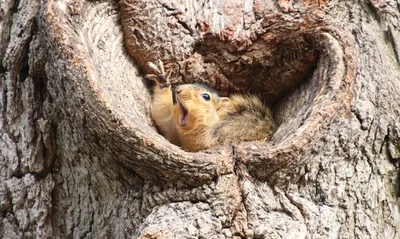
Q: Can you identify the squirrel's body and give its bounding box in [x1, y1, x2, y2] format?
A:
[147, 60, 275, 152]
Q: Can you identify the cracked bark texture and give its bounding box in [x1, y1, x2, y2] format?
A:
[0, 0, 399, 238]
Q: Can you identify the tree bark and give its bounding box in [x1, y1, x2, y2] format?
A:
[1, 0, 399, 238]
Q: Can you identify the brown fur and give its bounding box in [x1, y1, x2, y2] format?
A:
[147, 61, 275, 152]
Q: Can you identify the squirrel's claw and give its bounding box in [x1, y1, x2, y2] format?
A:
[157, 59, 165, 75]
[147, 61, 162, 75]
[146, 60, 171, 88]
[145, 73, 158, 80]
[166, 68, 172, 81]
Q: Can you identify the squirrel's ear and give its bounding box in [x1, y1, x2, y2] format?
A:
[217, 97, 231, 114]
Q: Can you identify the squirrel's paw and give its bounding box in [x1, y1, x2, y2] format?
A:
[145, 60, 171, 88]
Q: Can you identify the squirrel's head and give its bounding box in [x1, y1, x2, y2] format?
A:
[173, 84, 230, 131]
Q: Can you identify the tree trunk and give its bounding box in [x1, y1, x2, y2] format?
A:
[1, 0, 399, 238]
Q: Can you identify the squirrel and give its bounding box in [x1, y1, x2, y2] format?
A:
[145, 60, 275, 152]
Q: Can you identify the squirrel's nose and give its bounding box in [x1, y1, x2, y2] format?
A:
[175, 89, 182, 94]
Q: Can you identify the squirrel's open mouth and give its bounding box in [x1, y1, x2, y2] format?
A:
[177, 99, 188, 127]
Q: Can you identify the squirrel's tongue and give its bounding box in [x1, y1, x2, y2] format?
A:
[179, 102, 188, 127]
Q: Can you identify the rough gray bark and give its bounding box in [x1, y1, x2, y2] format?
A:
[0, 0, 399, 238]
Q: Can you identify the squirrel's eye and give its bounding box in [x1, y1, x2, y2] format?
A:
[201, 93, 211, 101]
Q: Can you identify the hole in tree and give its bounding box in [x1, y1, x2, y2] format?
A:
[119, 9, 353, 153]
